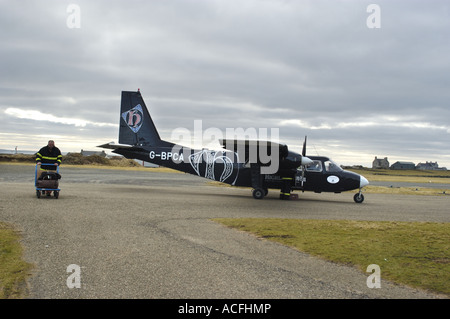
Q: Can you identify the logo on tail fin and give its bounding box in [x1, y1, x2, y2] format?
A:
[122, 104, 144, 133]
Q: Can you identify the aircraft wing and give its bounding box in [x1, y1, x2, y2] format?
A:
[219, 139, 289, 163]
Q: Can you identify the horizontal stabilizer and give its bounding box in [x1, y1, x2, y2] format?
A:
[97, 142, 145, 152]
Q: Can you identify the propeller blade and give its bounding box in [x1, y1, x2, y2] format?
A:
[300, 136, 309, 188]
[302, 136, 307, 156]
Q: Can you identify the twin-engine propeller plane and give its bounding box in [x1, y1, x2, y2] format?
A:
[98, 90, 369, 203]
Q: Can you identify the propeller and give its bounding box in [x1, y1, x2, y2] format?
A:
[300, 136, 312, 165]
[300, 136, 310, 188]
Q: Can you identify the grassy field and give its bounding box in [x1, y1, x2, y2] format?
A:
[348, 168, 450, 184]
[214, 218, 450, 296]
[0, 223, 33, 299]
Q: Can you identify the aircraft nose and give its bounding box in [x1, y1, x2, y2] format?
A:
[360, 175, 369, 188]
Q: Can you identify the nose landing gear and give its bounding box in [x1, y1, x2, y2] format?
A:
[354, 189, 365, 203]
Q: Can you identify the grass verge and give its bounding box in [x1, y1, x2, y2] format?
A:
[213, 218, 450, 296]
[0, 222, 33, 299]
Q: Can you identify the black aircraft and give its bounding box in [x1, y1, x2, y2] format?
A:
[98, 90, 369, 203]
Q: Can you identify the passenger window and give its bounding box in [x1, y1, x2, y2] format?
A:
[306, 160, 322, 172]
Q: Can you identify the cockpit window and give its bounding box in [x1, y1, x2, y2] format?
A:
[306, 160, 323, 172]
[324, 160, 343, 172]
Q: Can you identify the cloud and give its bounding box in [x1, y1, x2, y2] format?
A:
[4, 107, 116, 128]
[0, 0, 449, 167]
[280, 116, 450, 132]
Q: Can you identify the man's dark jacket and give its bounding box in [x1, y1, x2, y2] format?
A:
[36, 146, 62, 170]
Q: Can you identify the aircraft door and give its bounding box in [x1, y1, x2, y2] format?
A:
[300, 160, 323, 191]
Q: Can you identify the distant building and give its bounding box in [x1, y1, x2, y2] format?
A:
[416, 161, 447, 171]
[372, 156, 389, 169]
[81, 149, 107, 157]
[390, 161, 416, 170]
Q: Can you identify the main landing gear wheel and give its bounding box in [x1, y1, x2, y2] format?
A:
[252, 188, 265, 199]
[354, 193, 364, 203]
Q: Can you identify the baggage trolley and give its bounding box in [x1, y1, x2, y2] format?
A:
[35, 163, 61, 199]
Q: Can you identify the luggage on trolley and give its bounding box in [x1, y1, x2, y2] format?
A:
[35, 163, 61, 199]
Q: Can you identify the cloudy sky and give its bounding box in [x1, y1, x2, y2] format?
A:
[1, 0, 449, 167]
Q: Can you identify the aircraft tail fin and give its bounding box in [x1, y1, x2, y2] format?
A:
[119, 90, 162, 146]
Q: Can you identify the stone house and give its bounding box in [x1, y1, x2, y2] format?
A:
[372, 156, 389, 169]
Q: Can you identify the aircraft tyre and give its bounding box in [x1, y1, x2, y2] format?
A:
[354, 193, 364, 203]
[252, 188, 265, 199]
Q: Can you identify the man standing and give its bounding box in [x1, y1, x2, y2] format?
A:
[36, 140, 62, 172]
